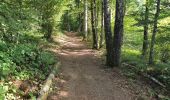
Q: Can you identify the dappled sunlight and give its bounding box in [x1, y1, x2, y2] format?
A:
[55, 33, 93, 57]
[58, 52, 70, 56]
[58, 49, 93, 56]
[122, 48, 141, 55]
[58, 91, 69, 97]
[48, 32, 146, 100]
[159, 17, 170, 26]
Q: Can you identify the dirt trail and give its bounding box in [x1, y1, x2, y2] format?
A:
[47, 33, 149, 100]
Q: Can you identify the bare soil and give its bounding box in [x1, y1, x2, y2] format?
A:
[47, 32, 153, 100]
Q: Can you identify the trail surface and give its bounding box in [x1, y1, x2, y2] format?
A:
[47, 33, 150, 100]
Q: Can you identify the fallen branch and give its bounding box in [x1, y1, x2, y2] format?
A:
[142, 73, 166, 88]
[122, 63, 166, 88]
[37, 62, 61, 100]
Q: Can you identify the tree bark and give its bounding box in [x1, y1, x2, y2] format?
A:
[113, 0, 124, 67]
[83, 0, 88, 40]
[91, 0, 98, 49]
[100, 0, 105, 48]
[142, 0, 149, 57]
[149, 0, 161, 65]
[103, 0, 114, 66]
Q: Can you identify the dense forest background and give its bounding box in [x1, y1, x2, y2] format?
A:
[0, 0, 170, 99]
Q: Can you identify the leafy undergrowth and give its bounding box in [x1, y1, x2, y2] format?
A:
[121, 48, 170, 99]
[0, 35, 56, 99]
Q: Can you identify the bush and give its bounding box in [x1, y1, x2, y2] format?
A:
[0, 38, 57, 99]
[8, 43, 56, 79]
[10, 44, 39, 68]
[37, 51, 56, 72]
[0, 85, 6, 100]
[0, 41, 9, 52]
[0, 52, 16, 79]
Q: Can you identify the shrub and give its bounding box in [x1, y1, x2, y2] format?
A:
[9, 44, 56, 79]
[10, 44, 39, 68]
[0, 52, 16, 79]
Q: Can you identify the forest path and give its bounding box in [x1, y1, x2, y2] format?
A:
[47, 32, 148, 100]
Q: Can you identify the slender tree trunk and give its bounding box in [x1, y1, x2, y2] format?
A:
[103, 0, 114, 66]
[43, 4, 53, 41]
[46, 23, 53, 40]
[83, 0, 88, 40]
[94, 0, 98, 49]
[77, 0, 81, 33]
[124, 0, 128, 15]
[91, 0, 98, 49]
[149, 0, 161, 65]
[66, 11, 70, 32]
[76, 0, 84, 33]
[43, 23, 53, 41]
[100, 0, 105, 48]
[42, 14, 52, 41]
[113, 0, 124, 67]
[142, 0, 149, 57]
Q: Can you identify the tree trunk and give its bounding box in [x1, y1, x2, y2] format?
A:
[113, 0, 124, 67]
[42, 14, 52, 41]
[149, 0, 161, 65]
[91, 0, 98, 49]
[83, 0, 88, 40]
[76, 0, 83, 33]
[142, 0, 149, 57]
[103, 0, 114, 66]
[45, 23, 53, 41]
[100, 0, 105, 48]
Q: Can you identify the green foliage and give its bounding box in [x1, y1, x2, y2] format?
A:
[0, 35, 56, 99]
[122, 48, 170, 90]
[38, 51, 56, 67]
[0, 39, 56, 99]
[0, 85, 6, 100]
[0, 52, 16, 78]
[60, 2, 82, 32]
[124, 16, 143, 49]
[10, 44, 38, 66]
[0, 0, 61, 99]
[0, 0, 37, 43]
[122, 1, 170, 95]
[8, 43, 56, 79]
[0, 41, 9, 52]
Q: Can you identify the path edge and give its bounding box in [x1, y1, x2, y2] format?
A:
[37, 62, 61, 100]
